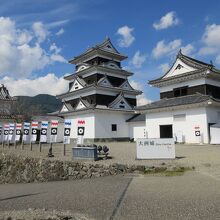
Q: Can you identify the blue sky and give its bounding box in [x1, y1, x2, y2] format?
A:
[0, 0, 220, 103]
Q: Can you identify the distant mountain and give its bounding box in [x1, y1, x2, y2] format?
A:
[15, 94, 62, 115]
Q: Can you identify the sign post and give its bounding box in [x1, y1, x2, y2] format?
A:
[136, 138, 175, 159]
[63, 120, 71, 156]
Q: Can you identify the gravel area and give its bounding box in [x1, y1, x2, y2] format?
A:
[0, 208, 93, 220]
[1, 142, 220, 171]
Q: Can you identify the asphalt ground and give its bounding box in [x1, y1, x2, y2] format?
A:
[1, 171, 220, 220]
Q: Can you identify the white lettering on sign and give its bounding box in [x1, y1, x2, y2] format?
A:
[136, 138, 175, 159]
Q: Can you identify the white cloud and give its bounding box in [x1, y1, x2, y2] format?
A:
[2, 73, 68, 96]
[0, 17, 66, 78]
[130, 80, 151, 106]
[46, 20, 69, 29]
[56, 28, 65, 36]
[130, 51, 146, 68]
[199, 24, 220, 57]
[49, 43, 66, 63]
[152, 39, 182, 58]
[202, 24, 220, 47]
[117, 25, 135, 47]
[158, 63, 170, 73]
[153, 11, 179, 30]
[32, 22, 49, 43]
[198, 47, 217, 55]
[215, 55, 220, 64]
[181, 44, 194, 56]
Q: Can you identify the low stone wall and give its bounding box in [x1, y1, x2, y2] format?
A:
[0, 152, 194, 184]
[0, 153, 146, 184]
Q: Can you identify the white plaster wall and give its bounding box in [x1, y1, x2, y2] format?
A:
[94, 111, 133, 138]
[206, 106, 220, 123]
[145, 107, 209, 143]
[128, 121, 146, 140]
[65, 113, 95, 139]
[164, 59, 196, 78]
[205, 78, 220, 88]
[160, 78, 220, 93]
[160, 79, 205, 93]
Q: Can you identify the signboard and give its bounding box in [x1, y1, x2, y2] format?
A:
[136, 138, 175, 159]
[3, 124, 9, 142]
[8, 123, 15, 141]
[77, 120, 85, 145]
[63, 120, 71, 144]
[40, 121, 48, 143]
[50, 120, 59, 143]
[23, 122, 30, 142]
[15, 123, 22, 141]
[31, 122, 38, 142]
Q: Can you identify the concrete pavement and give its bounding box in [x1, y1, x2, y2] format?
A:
[1, 171, 220, 220]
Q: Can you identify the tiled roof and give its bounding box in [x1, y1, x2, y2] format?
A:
[0, 84, 16, 100]
[0, 114, 16, 119]
[126, 114, 145, 122]
[136, 94, 215, 111]
[32, 115, 64, 123]
[69, 38, 127, 64]
[149, 51, 219, 84]
[177, 51, 213, 69]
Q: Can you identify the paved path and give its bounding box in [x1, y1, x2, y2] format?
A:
[1, 171, 220, 219]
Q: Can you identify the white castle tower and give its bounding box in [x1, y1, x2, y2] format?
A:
[57, 38, 142, 141]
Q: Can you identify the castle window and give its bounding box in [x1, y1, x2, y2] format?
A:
[174, 86, 188, 97]
[112, 124, 117, 131]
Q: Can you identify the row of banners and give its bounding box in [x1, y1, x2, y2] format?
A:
[0, 120, 78, 145]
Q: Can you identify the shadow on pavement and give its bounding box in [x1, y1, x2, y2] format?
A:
[0, 192, 43, 202]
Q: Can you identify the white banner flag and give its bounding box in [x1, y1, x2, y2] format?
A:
[63, 120, 71, 144]
[77, 120, 85, 145]
[23, 122, 30, 142]
[31, 121, 38, 142]
[3, 124, 9, 142]
[15, 123, 22, 141]
[8, 123, 15, 141]
[50, 120, 59, 143]
[40, 121, 48, 143]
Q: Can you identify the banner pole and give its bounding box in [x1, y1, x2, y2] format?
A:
[2, 140, 4, 148]
[39, 142, 42, 152]
[30, 141, 33, 151]
[48, 142, 54, 157]
[63, 144, 66, 156]
[14, 141, 16, 149]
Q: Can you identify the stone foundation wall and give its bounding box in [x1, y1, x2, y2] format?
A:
[0, 153, 145, 184]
